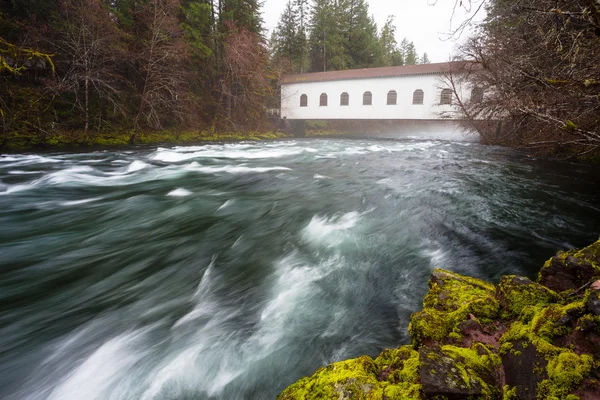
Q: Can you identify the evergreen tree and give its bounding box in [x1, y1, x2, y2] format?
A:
[181, 1, 214, 61]
[294, 0, 310, 72]
[220, 0, 263, 35]
[295, 0, 310, 29]
[308, 0, 345, 71]
[273, 1, 298, 61]
[342, 0, 379, 69]
[420, 52, 431, 64]
[400, 38, 418, 65]
[379, 16, 403, 67]
[271, 1, 309, 73]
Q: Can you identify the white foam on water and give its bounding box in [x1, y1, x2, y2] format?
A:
[185, 162, 291, 174]
[167, 188, 192, 197]
[172, 256, 219, 329]
[217, 199, 234, 210]
[302, 211, 360, 247]
[152, 146, 307, 163]
[0, 155, 60, 167]
[396, 141, 438, 152]
[126, 160, 149, 173]
[59, 197, 103, 206]
[8, 170, 43, 175]
[244, 252, 344, 362]
[367, 145, 391, 153]
[45, 166, 98, 185]
[46, 330, 150, 400]
[343, 147, 368, 155]
[313, 174, 330, 179]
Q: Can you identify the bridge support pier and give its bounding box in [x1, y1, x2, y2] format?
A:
[293, 120, 306, 138]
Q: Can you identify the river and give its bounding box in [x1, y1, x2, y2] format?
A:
[1, 134, 599, 400]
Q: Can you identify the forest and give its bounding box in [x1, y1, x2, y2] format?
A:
[0, 0, 428, 149]
[450, 0, 600, 160]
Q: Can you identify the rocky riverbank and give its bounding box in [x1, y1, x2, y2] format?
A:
[278, 240, 600, 400]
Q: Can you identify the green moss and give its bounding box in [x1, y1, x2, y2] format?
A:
[546, 79, 570, 85]
[563, 120, 577, 131]
[278, 345, 423, 400]
[497, 276, 560, 318]
[409, 269, 499, 346]
[503, 385, 517, 399]
[499, 293, 594, 399]
[5, 128, 291, 150]
[539, 240, 600, 283]
[418, 344, 501, 399]
[576, 313, 600, 331]
[279, 244, 600, 400]
[536, 352, 592, 399]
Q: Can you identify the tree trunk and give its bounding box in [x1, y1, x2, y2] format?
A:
[84, 68, 89, 136]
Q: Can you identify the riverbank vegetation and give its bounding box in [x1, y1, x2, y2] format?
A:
[0, 0, 429, 150]
[449, 0, 600, 161]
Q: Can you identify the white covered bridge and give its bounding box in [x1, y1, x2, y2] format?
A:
[280, 62, 481, 123]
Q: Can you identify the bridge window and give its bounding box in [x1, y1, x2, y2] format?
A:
[319, 93, 328, 107]
[440, 89, 453, 105]
[340, 92, 349, 106]
[471, 87, 484, 103]
[300, 94, 308, 107]
[387, 90, 397, 105]
[413, 89, 424, 105]
[363, 91, 372, 106]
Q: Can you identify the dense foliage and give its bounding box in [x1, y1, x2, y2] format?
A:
[0, 0, 269, 147]
[451, 0, 600, 159]
[0, 0, 430, 148]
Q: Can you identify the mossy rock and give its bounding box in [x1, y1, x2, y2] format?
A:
[499, 299, 595, 400]
[277, 346, 422, 400]
[409, 269, 499, 347]
[496, 276, 560, 318]
[279, 243, 600, 400]
[539, 240, 600, 293]
[419, 343, 502, 400]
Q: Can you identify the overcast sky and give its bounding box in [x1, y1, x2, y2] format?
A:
[262, 0, 485, 63]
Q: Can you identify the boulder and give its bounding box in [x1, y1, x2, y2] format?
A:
[538, 240, 600, 292]
[277, 346, 422, 400]
[500, 340, 548, 400]
[419, 344, 501, 400]
[496, 275, 559, 318]
[409, 269, 499, 347]
[278, 241, 600, 400]
[587, 289, 600, 316]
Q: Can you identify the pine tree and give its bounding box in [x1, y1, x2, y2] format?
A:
[220, 0, 263, 35]
[308, 0, 345, 71]
[420, 52, 431, 64]
[342, 0, 379, 69]
[271, 1, 309, 73]
[273, 1, 298, 62]
[400, 38, 418, 65]
[294, 0, 310, 72]
[379, 16, 403, 67]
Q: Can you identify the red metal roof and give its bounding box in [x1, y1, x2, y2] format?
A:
[281, 61, 465, 84]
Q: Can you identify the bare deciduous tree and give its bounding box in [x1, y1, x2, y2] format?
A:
[447, 0, 600, 158]
[222, 21, 270, 131]
[53, 0, 123, 136]
[132, 0, 188, 141]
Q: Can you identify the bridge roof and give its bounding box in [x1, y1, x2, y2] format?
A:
[282, 61, 467, 84]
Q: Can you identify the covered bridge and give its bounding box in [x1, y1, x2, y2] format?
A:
[280, 62, 481, 123]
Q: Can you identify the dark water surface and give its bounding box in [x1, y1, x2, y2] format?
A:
[1, 135, 600, 399]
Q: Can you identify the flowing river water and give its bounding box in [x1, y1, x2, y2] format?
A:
[1, 134, 600, 400]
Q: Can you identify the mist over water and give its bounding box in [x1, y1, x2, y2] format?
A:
[1, 135, 599, 399]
